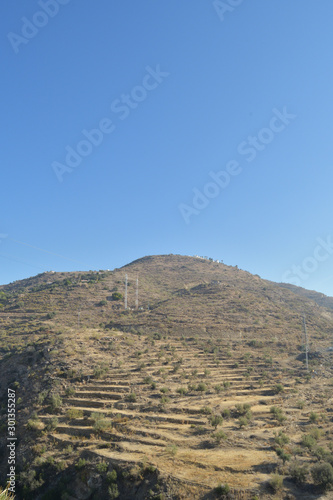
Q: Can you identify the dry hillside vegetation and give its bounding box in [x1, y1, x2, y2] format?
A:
[0, 255, 332, 499]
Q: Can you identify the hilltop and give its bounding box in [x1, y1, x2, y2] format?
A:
[0, 255, 332, 499]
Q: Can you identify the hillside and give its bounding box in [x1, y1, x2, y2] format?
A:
[0, 255, 333, 499]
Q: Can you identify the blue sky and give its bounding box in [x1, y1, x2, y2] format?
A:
[1, 0, 333, 297]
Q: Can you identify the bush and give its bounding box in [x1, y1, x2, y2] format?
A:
[289, 461, 308, 484]
[210, 414, 223, 429]
[108, 483, 119, 499]
[313, 446, 330, 461]
[274, 431, 290, 446]
[215, 483, 230, 495]
[27, 418, 44, 431]
[107, 469, 117, 484]
[67, 408, 83, 420]
[46, 416, 59, 431]
[270, 406, 286, 423]
[55, 460, 67, 472]
[65, 387, 75, 397]
[165, 444, 178, 456]
[273, 383, 284, 394]
[94, 418, 111, 433]
[49, 393, 62, 411]
[93, 366, 108, 379]
[270, 473, 283, 492]
[301, 434, 317, 450]
[37, 391, 48, 405]
[309, 426, 322, 440]
[311, 463, 333, 489]
[96, 461, 108, 473]
[238, 416, 249, 428]
[127, 393, 137, 402]
[75, 458, 87, 470]
[111, 292, 123, 301]
[276, 447, 291, 464]
[213, 430, 227, 444]
[222, 409, 231, 419]
[309, 411, 319, 423]
[196, 383, 207, 392]
[235, 403, 251, 416]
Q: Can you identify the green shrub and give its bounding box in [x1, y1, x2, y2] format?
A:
[313, 446, 330, 461]
[196, 383, 207, 392]
[91, 412, 105, 422]
[301, 434, 316, 450]
[55, 460, 66, 472]
[309, 412, 319, 423]
[107, 469, 117, 484]
[210, 414, 223, 429]
[27, 419, 44, 431]
[75, 458, 87, 470]
[276, 447, 291, 464]
[96, 461, 108, 473]
[94, 418, 111, 433]
[238, 416, 249, 428]
[270, 406, 286, 423]
[235, 403, 251, 416]
[111, 292, 123, 301]
[289, 461, 308, 484]
[46, 417, 59, 431]
[311, 463, 333, 489]
[270, 473, 283, 492]
[65, 387, 75, 397]
[309, 426, 322, 440]
[93, 366, 108, 379]
[273, 383, 284, 394]
[49, 393, 62, 411]
[67, 408, 83, 420]
[127, 393, 137, 402]
[215, 483, 230, 495]
[37, 391, 48, 405]
[213, 430, 227, 444]
[165, 444, 178, 456]
[108, 483, 119, 499]
[274, 431, 290, 446]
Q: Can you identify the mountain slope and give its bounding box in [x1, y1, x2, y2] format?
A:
[0, 255, 333, 499]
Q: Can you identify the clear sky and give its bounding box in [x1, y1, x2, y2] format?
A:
[1, 1, 333, 297]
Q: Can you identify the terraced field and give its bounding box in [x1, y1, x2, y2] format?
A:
[1, 255, 333, 498]
[28, 329, 333, 498]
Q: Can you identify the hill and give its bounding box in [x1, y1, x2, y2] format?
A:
[0, 255, 332, 499]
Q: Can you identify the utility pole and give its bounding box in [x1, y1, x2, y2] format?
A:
[135, 276, 139, 310]
[303, 314, 309, 371]
[124, 274, 128, 309]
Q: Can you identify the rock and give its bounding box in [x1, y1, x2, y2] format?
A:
[87, 473, 102, 489]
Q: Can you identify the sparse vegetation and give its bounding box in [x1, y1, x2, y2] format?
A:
[1, 254, 333, 499]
